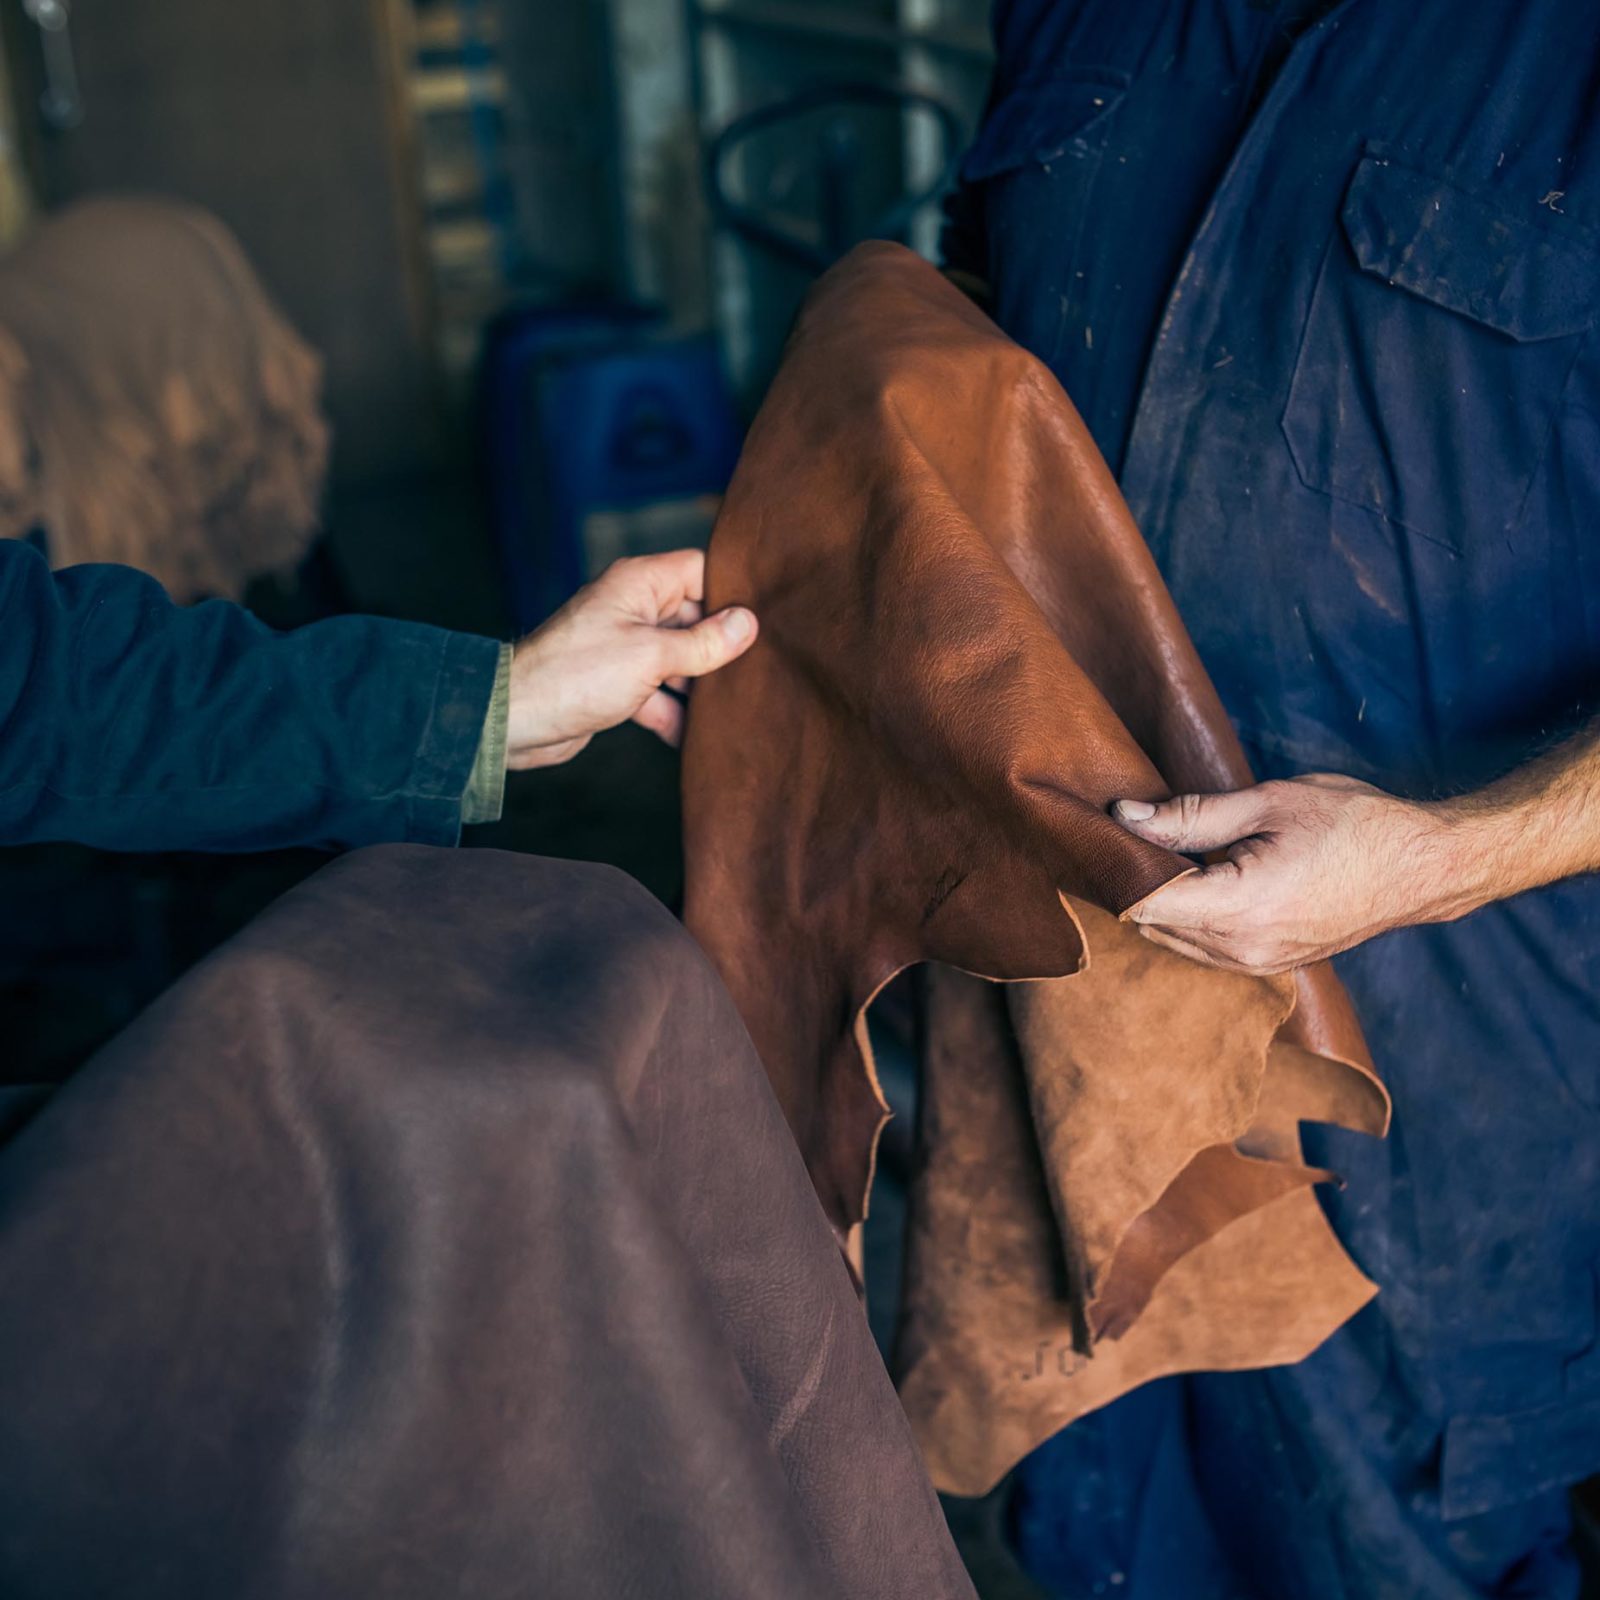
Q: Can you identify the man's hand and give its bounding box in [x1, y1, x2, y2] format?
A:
[505, 550, 756, 770]
[1110, 775, 1486, 975]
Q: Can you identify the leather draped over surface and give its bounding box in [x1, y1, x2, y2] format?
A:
[680, 243, 1391, 1495]
[0, 848, 976, 1600]
[0, 197, 327, 601]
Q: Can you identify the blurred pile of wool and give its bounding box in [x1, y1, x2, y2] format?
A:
[0, 196, 327, 601]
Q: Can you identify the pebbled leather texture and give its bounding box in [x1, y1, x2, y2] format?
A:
[680, 242, 1392, 1496]
[0, 847, 976, 1600]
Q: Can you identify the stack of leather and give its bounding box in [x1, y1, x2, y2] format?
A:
[0, 196, 327, 601]
[682, 242, 1391, 1495]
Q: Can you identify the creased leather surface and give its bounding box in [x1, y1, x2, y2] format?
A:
[0, 848, 975, 1600]
[0, 197, 327, 601]
[680, 242, 1391, 1496]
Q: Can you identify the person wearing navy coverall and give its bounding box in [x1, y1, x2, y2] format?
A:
[944, 2, 1600, 1597]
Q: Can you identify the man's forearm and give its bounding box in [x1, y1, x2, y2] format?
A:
[1434, 720, 1600, 913]
[1113, 716, 1600, 974]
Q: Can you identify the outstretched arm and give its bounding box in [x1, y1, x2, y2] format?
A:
[1111, 725, 1600, 974]
[0, 538, 507, 852]
[0, 541, 754, 855]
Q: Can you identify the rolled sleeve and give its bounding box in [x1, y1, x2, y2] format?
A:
[459, 642, 512, 828]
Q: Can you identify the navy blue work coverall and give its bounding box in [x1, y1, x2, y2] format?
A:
[0, 538, 500, 852]
[943, 2, 1600, 1596]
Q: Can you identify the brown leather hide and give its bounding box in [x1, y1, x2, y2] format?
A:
[0, 848, 976, 1600]
[681, 242, 1390, 1495]
[0, 197, 327, 601]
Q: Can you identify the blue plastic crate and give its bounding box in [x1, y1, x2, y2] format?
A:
[481, 307, 741, 629]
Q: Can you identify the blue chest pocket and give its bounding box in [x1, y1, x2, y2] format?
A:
[1281, 151, 1600, 553]
[962, 70, 1128, 368]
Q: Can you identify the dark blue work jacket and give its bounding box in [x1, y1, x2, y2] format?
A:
[0, 539, 499, 853]
[945, 3, 1600, 1596]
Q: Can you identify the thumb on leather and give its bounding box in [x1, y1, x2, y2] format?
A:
[1111, 786, 1273, 853]
[655, 606, 757, 680]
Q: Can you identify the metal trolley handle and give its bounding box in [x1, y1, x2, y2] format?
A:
[705, 82, 962, 275]
[22, 0, 83, 130]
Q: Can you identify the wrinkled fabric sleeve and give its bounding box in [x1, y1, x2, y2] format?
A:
[0, 538, 502, 852]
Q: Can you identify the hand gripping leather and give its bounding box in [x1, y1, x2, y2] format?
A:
[681, 242, 1390, 1495]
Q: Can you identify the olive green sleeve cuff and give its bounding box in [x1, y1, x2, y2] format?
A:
[461, 642, 512, 827]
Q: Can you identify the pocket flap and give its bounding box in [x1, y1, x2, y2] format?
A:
[1341, 153, 1600, 342]
[959, 70, 1128, 183]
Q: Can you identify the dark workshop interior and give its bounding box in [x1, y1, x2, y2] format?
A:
[0, 0, 1027, 1589]
[3, 4, 1600, 1599]
[0, 0, 989, 1073]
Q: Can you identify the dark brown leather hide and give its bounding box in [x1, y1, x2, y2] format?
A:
[0, 848, 976, 1600]
[681, 242, 1391, 1495]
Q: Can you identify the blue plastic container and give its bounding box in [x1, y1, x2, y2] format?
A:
[481, 307, 742, 629]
